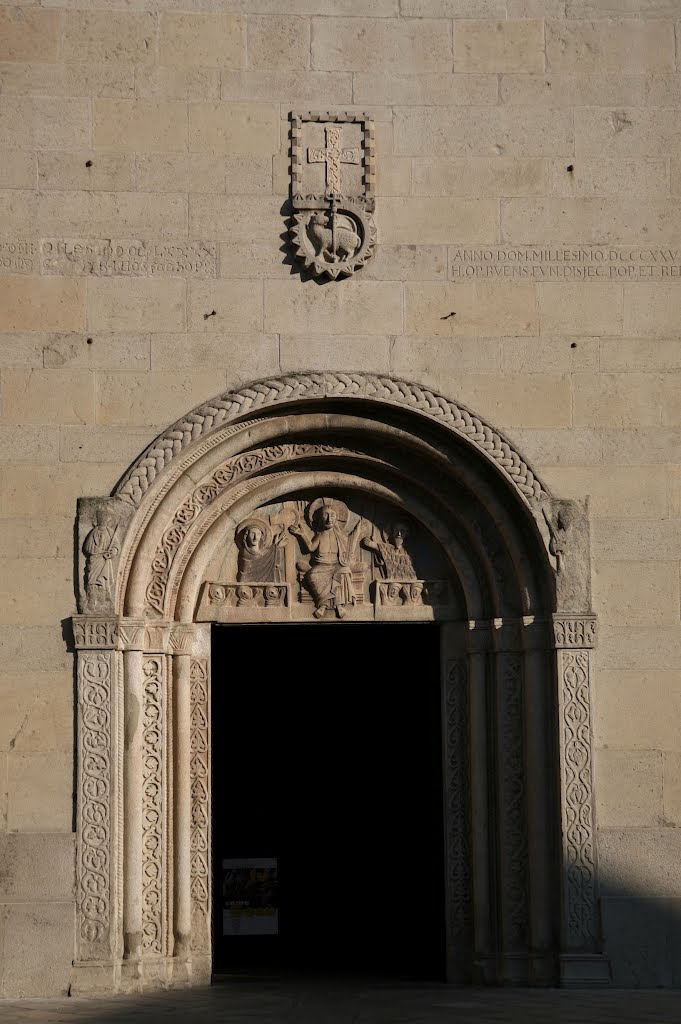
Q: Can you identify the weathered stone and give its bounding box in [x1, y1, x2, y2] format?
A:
[62, 12, 157, 64]
[624, 284, 681, 337]
[94, 100, 188, 153]
[0, 97, 90, 150]
[394, 107, 573, 157]
[0, 278, 85, 332]
[0, 61, 134, 99]
[150, 333, 279, 382]
[594, 748, 663, 827]
[88, 279, 186, 332]
[598, 828, 681, 898]
[547, 157, 669, 197]
[7, 751, 73, 831]
[538, 283, 623, 335]
[454, 20, 544, 74]
[43, 333, 150, 370]
[189, 102, 279, 154]
[188, 280, 264, 333]
[36, 192, 188, 238]
[248, 16, 310, 71]
[280, 333, 391, 373]
[311, 17, 452, 73]
[414, 158, 547, 197]
[392, 336, 501, 380]
[380, 198, 498, 246]
[503, 198, 681, 245]
[540, 466, 668, 517]
[96, 371, 224, 427]
[265, 280, 403, 335]
[0, 426, 59, 462]
[0, 833, 74, 901]
[595, 670, 681, 750]
[0, 8, 60, 63]
[546, 19, 674, 73]
[159, 13, 245, 69]
[0, 151, 35, 189]
[573, 372, 661, 427]
[0, 903, 74, 998]
[404, 282, 538, 336]
[39, 153, 135, 193]
[134, 67, 215, 104]
[501, 336, 599, 373]
[353, 73, 497, 107]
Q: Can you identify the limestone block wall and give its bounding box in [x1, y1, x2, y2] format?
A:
[1, 0, 680, 995]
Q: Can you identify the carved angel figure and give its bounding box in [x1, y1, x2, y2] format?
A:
[363, 520, 417, 580]
[83, 509, 119, 609]
[289, 497, 366, 619]
[235, 516, 286, 583]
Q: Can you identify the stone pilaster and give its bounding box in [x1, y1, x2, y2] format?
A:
[553, 615, 611, 988]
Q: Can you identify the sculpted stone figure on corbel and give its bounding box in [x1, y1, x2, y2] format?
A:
[540, 497, 592, 613]
[289, 497, 368, 619]
[77, 496, 133, 615]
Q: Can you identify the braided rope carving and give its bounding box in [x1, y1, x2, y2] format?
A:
[115, 373, 547, 507]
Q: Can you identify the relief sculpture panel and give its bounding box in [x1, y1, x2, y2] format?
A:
[197, 494, 457, 623]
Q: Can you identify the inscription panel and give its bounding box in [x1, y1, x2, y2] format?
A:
[0, 241, 37, 274]
[450, 246, 681, 281]
[41, 240, 217, 278]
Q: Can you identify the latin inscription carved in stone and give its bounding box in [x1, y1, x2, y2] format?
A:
[0, 241, 36, 274]
[41, 240, 217, 277]
[450, 246, 681, 281]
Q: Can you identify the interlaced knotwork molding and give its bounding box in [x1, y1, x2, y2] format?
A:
[141, 656, 165, 956]
[114, 374, 548, 508]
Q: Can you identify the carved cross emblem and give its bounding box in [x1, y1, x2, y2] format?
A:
[307, 125, 360, 194]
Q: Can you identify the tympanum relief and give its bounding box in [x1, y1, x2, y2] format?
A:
[196, 495, 455, 622]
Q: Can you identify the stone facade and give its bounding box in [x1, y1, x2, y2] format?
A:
[0, 0, 680, 997]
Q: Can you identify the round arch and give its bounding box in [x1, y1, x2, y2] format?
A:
[70, 372, 609, 993]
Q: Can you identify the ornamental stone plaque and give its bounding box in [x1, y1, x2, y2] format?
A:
[290, 111, 376, 280]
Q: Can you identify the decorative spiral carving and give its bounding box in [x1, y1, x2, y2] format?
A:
[78, 653, 112, 953]
[115, 374, 547, 508]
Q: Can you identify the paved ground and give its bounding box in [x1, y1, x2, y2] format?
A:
[2, 977, 681, 1024]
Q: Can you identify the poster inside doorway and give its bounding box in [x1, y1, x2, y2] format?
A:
[222, 857, 279, 936]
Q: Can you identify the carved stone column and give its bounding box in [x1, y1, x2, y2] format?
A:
[167, 625, 211, 984]
[72, 618, 123, 994]
[553, 615, 611, 987]
[522, 619, 556, 985]
[466, 622, 494, 983]
[492, 620, 529, 984]
[440, 622, 472, 983]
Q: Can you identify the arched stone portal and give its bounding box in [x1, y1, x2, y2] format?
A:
[71, 373, 610, 994]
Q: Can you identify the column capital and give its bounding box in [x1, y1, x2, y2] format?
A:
[552, 615, 597, 649]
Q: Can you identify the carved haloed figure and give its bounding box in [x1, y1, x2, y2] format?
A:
[290, 499, 363, 619]
[236, 516, 284, 583]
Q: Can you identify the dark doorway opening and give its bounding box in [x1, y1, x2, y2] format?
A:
[211, 623, 445, 981]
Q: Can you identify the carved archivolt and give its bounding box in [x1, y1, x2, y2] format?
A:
[71, 376, 608, 994]
[115, 374, 547, 508]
